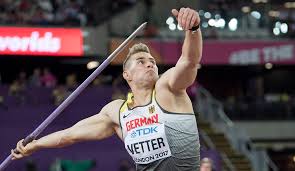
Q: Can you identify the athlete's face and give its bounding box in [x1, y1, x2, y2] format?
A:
[123, 52, 159, 87]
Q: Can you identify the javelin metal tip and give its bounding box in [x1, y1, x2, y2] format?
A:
[140, 22, 148, 28]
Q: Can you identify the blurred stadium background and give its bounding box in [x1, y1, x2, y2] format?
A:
[0, 0, 295, 171]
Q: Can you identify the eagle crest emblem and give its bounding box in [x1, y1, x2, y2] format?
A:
[149, 105, 155, 114]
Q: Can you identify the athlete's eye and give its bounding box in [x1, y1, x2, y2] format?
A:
[137, 60, 144, 64]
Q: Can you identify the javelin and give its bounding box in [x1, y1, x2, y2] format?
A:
[0, 22, 147, 171]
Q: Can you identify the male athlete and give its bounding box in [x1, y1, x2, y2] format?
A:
[12, 7, 202, 171]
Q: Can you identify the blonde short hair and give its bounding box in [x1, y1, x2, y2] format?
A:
[123, 43, 150, 70]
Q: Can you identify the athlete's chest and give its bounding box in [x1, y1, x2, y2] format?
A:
[120, 102, 172, 164]
[120, 102, 164, 133]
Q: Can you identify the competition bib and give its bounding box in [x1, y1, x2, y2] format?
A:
[124, 123, 171, 164]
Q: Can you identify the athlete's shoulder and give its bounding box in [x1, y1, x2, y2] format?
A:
[104, 99, 125, 110]
[102, 99, 125, 122]
[110, 99, 125, 105]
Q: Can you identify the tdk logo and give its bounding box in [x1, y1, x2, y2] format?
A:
[131, 126, 158, 138]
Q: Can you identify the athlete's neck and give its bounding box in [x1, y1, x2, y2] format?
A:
[130, 87, 153, 107]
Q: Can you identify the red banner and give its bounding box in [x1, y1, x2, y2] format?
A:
[0, 27, 83, 56]
[110, 39, 295, 65]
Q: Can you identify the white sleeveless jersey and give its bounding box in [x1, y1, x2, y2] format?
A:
[119, 90, 200, 171]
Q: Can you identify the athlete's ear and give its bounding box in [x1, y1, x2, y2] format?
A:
[123, 70, 132, 81]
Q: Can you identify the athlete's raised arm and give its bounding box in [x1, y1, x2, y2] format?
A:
[159, 8, 202, 92]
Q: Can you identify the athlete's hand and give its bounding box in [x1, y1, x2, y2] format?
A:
[171, 7, 200, 31]
[11, 139, 37, 160]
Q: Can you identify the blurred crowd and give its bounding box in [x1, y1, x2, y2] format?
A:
[0, 0, 89, 26]
[222, 75, 295, 120]
[0, 68, 128, 108]
[223, 91, 295, 120]
[0, 0, 139, 27]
